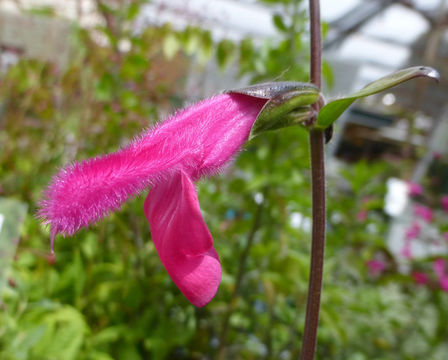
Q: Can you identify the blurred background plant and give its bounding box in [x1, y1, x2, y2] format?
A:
[0, 0, 447, 359]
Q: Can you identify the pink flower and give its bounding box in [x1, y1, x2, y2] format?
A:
[400, 223, 422, 259]
[400, 240, 413, 259]
[433, 152, 442, 160]
[366, 259, 386, 276]
[405, 223, 421, 240]
[414, 204, 433, 222]
[407, 182, 423, 196]
[412, 272, 428, 285]
[440, 276, 448, 292]
[433, 259, 448, 292]
[39, 93, 268, 306]
[441, 195, 448, 212]
[356, 210, 368, 222]
[443, 232, 448, 242]
[433, 258, 446, 278]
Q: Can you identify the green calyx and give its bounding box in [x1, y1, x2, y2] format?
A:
[227, 82, 320, 139]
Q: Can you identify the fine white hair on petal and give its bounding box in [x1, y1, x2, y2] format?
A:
[39, 94, 267, 236]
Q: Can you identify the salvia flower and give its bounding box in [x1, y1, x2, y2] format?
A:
[39, 93, 268, 306]
[39, 81, 319, 307]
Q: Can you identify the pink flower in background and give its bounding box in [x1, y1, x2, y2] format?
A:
[443, 232, 448, 242]
[412, 272, 428, 285]
[361, 196, 373, 204]
[433, 152, 442, 160]
[407, 182, 423, 196]
[414, 204, 433, 222]
[441, 195, 448, 212]
[401, 223, 421, 259]
[440, 276, 448, 292]
[366, 259, 386, 276]
[433, 259, 448, 292]
[405, 223, 421, 240]
[433, 258, 446, 278]
[400, 239, 413, 259]
[39, 93, 268, 306]
[356, 210, 368, 222]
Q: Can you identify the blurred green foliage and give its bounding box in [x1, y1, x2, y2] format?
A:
[0, 0, 447, 359]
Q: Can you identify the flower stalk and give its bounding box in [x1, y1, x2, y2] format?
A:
[300, 1, 326, 360]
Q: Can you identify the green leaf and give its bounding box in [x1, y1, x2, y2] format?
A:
[126, 2, 140, 20]
[216, 39, 235, 70]
[163, 34, 180, 60]
[27, 6, 55, 16]
[322, 21, 330, 39]
[29, 306, 88, 360]
[239, 38, 255, 73]
[91, 326, 126, 346]
[121, 53, 149, 80]
[184, 28, 201, 56]
[322, 60, 334, 89]
[198, 31, 213, 64]
[316, 66, 439, 129]
[273, 14, 288, 32]
[240, 38, 254, 59]
[94, 73, 116, 102]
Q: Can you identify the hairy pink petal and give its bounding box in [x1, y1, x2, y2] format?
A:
[144, 171, 221, 307]
[39, 94, 267, 236]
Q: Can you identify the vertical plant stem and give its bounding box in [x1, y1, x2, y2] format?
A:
[300, 1, 325, 360]
[217, 187, 267, 360]
[301, 130, 325, 360]
[309, 0, 322, 88]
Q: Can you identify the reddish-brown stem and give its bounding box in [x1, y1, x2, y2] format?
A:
[309, 0, 322, 88]
[299, 1, 325, 360]
[300, 130, 325, 360]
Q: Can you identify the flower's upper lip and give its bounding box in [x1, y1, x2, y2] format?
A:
[39, 93, 267, 238]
